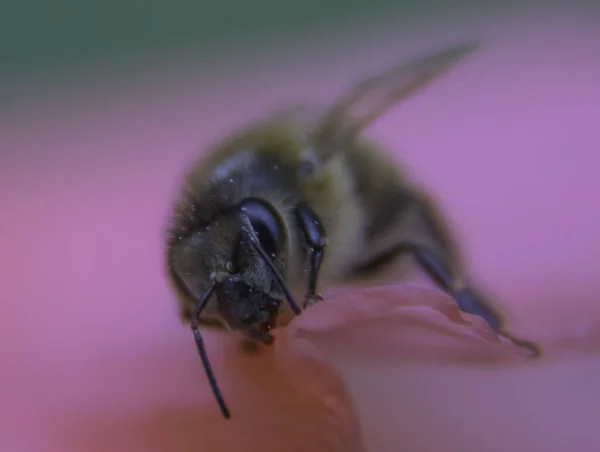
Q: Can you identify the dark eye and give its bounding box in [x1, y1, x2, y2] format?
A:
[240, 199, 283, 260]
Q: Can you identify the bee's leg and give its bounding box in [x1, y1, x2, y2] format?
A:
[397, 243, 502, 331]
[372, 243, 539, 356]
[295, 203, 327, 309]
[353, 242, 502, 329]
[349, 190, 540, 356]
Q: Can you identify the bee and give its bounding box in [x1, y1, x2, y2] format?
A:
[164, 41, 540, 419]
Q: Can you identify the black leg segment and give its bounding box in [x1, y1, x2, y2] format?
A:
[404, 243, 503, 331]
[295, 203, 327, 308]
[349, 241, 503, 331]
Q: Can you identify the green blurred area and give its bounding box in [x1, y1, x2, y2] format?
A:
[0, 0, 597, 83]
[1, 0, 500, 74]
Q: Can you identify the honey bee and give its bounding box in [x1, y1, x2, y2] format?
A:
[164, 41, 540, 419]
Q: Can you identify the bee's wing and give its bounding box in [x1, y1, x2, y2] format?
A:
[313, 41, 479, 156]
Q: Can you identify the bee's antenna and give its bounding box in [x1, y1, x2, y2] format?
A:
[241, 219, 302, 316]
[190, 283, 231, 419]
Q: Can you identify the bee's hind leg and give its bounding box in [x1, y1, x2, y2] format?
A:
[399, 243, 503, 331]
[348, 189, 541, 357]
[295, 202, 327, 309]
[398, 244, 540, 357]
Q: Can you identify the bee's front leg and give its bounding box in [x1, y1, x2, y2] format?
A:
[295, 203, 327, 309]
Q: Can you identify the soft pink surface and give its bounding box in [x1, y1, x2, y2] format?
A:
[2, 15, 600, 452]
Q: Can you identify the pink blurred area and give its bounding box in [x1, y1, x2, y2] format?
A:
[2, 12, 600, 452]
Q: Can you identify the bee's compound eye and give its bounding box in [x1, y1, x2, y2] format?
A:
[240, 199, 283, 260]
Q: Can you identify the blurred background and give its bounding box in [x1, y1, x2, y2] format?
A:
[2, 1, 600, 451]
[1, 1, 599, 103]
